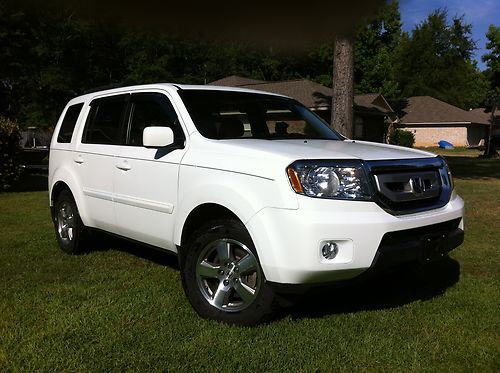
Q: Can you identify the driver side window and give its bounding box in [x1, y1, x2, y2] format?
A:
[128, 93, 183, 146]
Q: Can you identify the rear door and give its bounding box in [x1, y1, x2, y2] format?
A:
[73, 94, 129, 233]
[113, 91, 187, 251]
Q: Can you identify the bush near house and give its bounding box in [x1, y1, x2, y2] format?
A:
[0, 116, 23, 191]
[389, 129, 416, 148]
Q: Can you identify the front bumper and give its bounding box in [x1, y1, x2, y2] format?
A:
[373, 217, 463, 269]
[246, 191, 464, 284]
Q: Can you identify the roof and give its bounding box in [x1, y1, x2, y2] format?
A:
[467, 108, 491, 125]
[240, 79, 333, 108]
[399, 96, 488, 125]
[209, 76, 394, 114]
[354, 93, 394, 115]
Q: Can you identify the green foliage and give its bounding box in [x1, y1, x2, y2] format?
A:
[389, 128, 415, 148]
[393, 10, 486, 109]
[0, 1, 493, 130]
[354, 0, 402, 99]
[482, 25, 500, 93]
[0, 116, 22, 190]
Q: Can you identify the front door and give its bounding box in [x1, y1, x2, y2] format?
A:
[113, 91, 187, 251]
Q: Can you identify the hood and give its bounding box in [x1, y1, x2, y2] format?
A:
[183, 134, 436, 180]
[215, 138, 434, 161]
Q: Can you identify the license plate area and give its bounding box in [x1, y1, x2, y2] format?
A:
[420, 232, 450, 263]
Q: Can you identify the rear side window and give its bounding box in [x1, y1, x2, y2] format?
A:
[57, 103, 84, 143]
[82, 95, 128, 145]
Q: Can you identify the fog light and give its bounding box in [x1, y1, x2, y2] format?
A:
[321, 242, 339, 260]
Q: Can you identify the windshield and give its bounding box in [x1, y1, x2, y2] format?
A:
[178, 90, 343, 140]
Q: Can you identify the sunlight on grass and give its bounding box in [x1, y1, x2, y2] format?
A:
[1, 159, 499, 371]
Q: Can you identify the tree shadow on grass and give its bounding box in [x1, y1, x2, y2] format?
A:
[444, 156, 500, 179]
[281, 257, 460, 320]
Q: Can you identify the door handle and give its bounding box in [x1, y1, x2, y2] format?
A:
[115, 160, 131, 171]
[73, 154, 84, 164]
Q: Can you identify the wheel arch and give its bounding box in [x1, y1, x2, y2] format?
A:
[179, 203, 243, 248]
[50, 181, 73, 222]
[51, 180, 72, 205]
[49, 167, 90, 226]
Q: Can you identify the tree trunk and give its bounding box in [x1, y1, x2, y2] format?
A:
[484, 106, 498, 157]
[331, 34, 354, 138]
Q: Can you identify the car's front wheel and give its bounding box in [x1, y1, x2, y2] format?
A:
[181, 219, 276, 325]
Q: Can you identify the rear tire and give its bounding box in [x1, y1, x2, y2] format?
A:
[53, 190, 87, 254]
[181, 219, 277, 325]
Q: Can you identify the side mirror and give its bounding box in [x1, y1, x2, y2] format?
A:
[143, 127, 174, 148]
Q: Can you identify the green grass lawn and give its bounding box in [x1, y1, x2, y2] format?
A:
[1, 158, 499, 371]
[417, 146, 484, 158]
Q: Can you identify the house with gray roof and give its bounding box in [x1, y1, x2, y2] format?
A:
[398, 96, 489, 147]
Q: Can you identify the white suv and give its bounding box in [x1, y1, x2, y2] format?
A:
[49, 84, 464, 324]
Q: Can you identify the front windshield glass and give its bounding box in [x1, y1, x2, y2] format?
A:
[178, 90, 343, 140]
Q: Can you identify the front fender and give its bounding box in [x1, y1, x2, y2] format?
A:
[173, 165, 298, 246]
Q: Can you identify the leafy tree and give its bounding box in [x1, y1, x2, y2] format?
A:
[481, 25, 500, 158]
[354, 0, 402, 99]
[482, 25, 500, 92]
[394, 9, 486, 109]
[0, 3, 127, 128]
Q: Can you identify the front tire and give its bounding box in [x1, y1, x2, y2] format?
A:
[181, 219, 276, 325]
[53, 190, 87, 254]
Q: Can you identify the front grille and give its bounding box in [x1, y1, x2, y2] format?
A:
[365, 157, 453, 215]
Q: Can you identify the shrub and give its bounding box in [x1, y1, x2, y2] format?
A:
[389, 129, 415, 148]
[0, 116, 22, 190]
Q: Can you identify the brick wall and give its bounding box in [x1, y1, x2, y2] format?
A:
[402, 126, 468, 147]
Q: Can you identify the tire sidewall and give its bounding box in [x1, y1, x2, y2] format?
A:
[53, 190, 85, 254]
[181, 219, 275, 325]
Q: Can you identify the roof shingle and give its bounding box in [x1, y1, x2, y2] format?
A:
[399, 96, 487, 125]
[466, 108, 491, 125]
[209, 75, 266, 87]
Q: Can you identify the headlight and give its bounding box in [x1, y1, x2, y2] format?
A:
[287, 160, 372, 200]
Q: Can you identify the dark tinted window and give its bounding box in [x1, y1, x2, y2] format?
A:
[82, 96, 127, 145]
[57, 103, 84, 143]
[178, 90, 342, 140]
[127, 93, 183, 146]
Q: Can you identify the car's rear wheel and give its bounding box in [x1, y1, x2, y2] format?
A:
[53, 190, 87, 254]
[181, 219, 276, 325]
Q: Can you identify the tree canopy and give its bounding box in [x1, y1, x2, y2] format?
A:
[393, 9, 488, 110]
[0, 1, 494, 129]
[482, 25, 500, 94]
[354, 0, 402, 100]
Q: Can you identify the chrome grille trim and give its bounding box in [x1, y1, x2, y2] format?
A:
[365, 157, 453, 215]
[373, 170, 441, 202]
